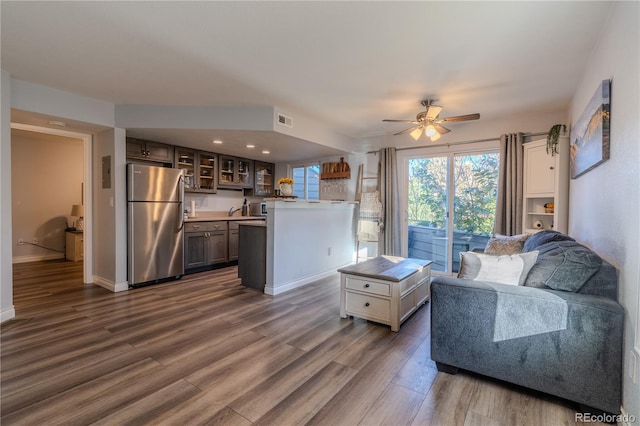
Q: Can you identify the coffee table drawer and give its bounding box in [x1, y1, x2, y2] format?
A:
[345, 292, 390, 322]
[345, 276, 390, 297]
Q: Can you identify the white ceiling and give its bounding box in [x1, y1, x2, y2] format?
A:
[1, 1, 614, 160]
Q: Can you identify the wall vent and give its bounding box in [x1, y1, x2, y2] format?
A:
[277, 113, 293, 128]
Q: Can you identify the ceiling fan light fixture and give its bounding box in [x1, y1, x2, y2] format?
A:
[424, 124, 437, 137]
[430, 132, 441, 142]
[410, 127, 423, 140]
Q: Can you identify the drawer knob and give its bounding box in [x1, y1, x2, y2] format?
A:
[365, 302, 370, 307]
[364, 283, 370, 288]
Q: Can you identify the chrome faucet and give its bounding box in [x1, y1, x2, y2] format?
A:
[228, 207, 241, 217]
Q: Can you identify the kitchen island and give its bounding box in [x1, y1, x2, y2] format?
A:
[264, 199, 357, 295]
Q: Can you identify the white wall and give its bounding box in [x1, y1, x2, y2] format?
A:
[1, 70, 15, 322]
[11, 131, 83, 262]
[265, 201, 356, 295]
[11, 79, 115, 127]
[568, 2, 639, 419]
[93, 128, 128, 292]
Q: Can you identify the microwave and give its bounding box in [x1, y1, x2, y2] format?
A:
[249, 201, 267, 216]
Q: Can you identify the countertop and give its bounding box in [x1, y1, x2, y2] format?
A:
[184, 215, 265, 223]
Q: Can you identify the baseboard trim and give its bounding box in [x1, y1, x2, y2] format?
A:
[92, 275, 129, 293]
[12, 253, 65, 264]
[1, 306, 16, 323]
[619, 406, 635, 426]
[265, 268, 342, 296]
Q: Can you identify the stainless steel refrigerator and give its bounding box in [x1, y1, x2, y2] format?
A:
[127, 164, 184, 287]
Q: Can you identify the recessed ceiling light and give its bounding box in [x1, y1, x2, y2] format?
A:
[212, 140, 223, 144]
[246, 144, 255, 148]
[262, 150, 270, 154]
[48, 120, 66, 127]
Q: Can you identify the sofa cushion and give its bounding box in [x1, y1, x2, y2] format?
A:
[525, 240, 602, 292]
[523, 230, 575, 252]
[484, 233, 529, 255]
[458, 251, 538, 286]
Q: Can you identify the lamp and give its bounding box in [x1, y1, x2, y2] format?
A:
[71, 204, 84, 231]
[430, 132, 441, 142]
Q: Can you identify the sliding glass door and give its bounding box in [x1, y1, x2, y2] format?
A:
[404, 150, 499, 274]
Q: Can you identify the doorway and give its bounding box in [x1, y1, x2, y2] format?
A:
[399, 147, 500, 275]
[10, 123, 93, 284]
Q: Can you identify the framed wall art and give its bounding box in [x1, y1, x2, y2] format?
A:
[570, 79, 611, 179]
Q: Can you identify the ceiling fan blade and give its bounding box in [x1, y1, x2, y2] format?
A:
[394, 125, 421, 136]
[437, 113, 480, 123]
[425, 105, 443, 121]
[383, 119, 418, 123]
[433, 123, 451, 134]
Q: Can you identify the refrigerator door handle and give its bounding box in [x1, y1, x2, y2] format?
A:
[178, 175, 185, 231]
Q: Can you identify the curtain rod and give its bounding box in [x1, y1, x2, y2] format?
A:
[368, 130, 549, 154]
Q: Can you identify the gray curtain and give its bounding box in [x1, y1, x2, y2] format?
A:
[379, 147, 401, 255]
[494, 133, 524, 235]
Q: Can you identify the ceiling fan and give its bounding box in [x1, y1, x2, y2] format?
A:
[383, 99, 480, 142]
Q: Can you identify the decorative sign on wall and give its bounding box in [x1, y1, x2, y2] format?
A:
[320, 157, 351, 180]
[570, 79, 611, 179]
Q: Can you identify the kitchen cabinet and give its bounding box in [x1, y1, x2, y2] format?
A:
[175, 148, 218, 193]
[184, 222, 228, 271]
[522, 137, 569, 234]
[238, 222, 266, 291]
[228, 221, 239, 261]
[126, 137, 174, 164]
[254, 161, 275, 196]
[218, 155, 253, 189]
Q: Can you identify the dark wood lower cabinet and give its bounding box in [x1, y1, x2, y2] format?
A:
[238, 223, 266, 291]
[184, 222, 228, 273]
[228, 222, 239, 262]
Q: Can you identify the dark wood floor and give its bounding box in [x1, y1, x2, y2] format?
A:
[2, 260, 602, 425]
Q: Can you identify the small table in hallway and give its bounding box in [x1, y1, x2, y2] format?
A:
[338, 256, 432, 331]
[65, 230, 84, 262]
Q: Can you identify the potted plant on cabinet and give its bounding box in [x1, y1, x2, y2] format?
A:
[546, 124, 566, 155]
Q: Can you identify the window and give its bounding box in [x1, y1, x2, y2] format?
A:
[400, 145, 500, 275]
[291, 164, 320, 200]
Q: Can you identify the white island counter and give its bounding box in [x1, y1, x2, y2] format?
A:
[265, 199, 357, 295]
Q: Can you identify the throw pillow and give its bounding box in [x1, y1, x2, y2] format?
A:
[524, 240, 602, 292]
[523, 230, 575, 252]
[484, 233, 530, 255]
[458, 251, 539, 286]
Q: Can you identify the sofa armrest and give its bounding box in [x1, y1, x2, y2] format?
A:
[430, 276, 623, 414]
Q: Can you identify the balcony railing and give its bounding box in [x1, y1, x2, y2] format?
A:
[408, 224, 490, 273]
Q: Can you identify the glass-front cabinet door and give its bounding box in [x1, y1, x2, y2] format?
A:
[237, 158, 252, 187]
[175, 148, 196, 191]
[175, 148, 217, 193]
[219, 155, 235, 186]
[197, 151, 217, 193]
[254, 161, 274, 196]
[219, 155, 253, 188]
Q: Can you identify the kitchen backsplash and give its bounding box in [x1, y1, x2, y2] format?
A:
[185, 190, 264, 215]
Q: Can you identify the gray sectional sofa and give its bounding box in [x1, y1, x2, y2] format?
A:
[430, 231, 623, 415]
